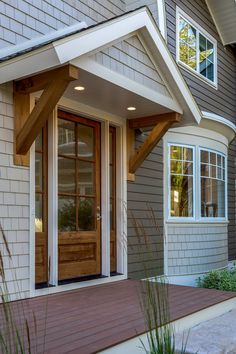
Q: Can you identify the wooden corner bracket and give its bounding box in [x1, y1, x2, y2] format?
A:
[13, 64, 79, 166]
[127, 112, 181, 181]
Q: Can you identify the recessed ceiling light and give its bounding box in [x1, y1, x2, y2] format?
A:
[74, 86, 85, 91]
[127, 106, 136, 111]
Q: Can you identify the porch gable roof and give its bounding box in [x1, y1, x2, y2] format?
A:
[0, 6, 202, 126]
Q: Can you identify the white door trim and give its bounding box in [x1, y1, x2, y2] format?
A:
[30, 94, 128, 297]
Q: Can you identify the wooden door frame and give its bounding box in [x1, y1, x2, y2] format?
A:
[30, 100, 128, 296]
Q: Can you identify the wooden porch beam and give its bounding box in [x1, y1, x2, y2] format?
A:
[15, 65, 78, 155]
[129, 113, 181, 175]
[15, 65, 78, 94]
[128, 112, 180, 130]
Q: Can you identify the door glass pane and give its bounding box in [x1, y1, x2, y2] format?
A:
[58, 197, 76, 231]
[35, 152, 43, 192]
[77, 124, 94, 160]
[35, 131, 43, 151]
[109, 132, 113, 164]
[58, 119, 76, 156]
[58, 157, 76, 193]
[78, 161, 94, 195]
[110, 200, 114, 230]
[110, 165, 113, 197]
[35, 194, 43, 232]
[78, 197, 95, 231]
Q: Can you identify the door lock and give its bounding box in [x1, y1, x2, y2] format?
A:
[96, 212, 102, 221]
[96, 206, 101, 221]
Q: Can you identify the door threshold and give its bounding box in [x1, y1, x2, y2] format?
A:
[58, 274, 107, 286]
[32, 274, 127, 298]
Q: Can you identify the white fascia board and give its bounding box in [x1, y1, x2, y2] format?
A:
[201, 111, 236, 143]
[0, 45, 61, 84]
[53, 9, 148, 63]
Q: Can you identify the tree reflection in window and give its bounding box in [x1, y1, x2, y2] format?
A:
[178, 14, 215, 83]
[170, 145, 194, 217]
[58, 117, 96, 232]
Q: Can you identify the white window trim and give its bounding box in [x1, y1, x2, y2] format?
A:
[165, 138, 228, 224]
[176, 6, 218, 89]
[167, 142, 196, 221]
[157, 0, 167, 40]
[198, 147, 228, 222]
[30, 96, 128, 297]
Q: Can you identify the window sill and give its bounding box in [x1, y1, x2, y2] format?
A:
[177, 61, 218, 90]
[166, 219, 229, 225]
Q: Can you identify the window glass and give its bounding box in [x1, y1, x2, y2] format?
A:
[200, 150, 226, 218]
[170, 145, 194, 217]
[169, 146, 226, 220]
[178, 13, 216, 83]
[179, 17, 197, 70]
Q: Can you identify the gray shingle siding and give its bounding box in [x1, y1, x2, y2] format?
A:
[167, 224, 228, 275]
[127, 134, 164, 279]
[126, 0, 158, 24]
[228, 141, 236, 261]
[165, 0, 236, 123]
[165, 0, 236, 263]
[93, 35, 171, 96]
[0, 0, 125, 49]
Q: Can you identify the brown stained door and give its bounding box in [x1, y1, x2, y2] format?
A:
[35, 126, 48, 285]
[109, 127, 117, 273]
[58, 111, 101, 281]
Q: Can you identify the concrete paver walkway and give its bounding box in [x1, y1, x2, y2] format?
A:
[175, 309, 236, 354]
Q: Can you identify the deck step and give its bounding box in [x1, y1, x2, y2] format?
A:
[175, 309, 236, 354]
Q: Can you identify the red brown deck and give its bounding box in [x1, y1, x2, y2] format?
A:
[2, 280, 236, 354]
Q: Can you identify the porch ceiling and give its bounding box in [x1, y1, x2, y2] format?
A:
[63, 69, 172, 119]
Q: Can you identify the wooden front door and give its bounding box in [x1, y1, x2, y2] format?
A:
[58, 111, 101, 281]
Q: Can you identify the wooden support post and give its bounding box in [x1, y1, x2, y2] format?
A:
[129, 113, 181, 175]
[13, 88, 31, 166]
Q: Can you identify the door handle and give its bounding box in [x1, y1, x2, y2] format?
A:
[96, 213, 102, 221]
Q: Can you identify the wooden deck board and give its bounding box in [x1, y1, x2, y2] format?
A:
[1, 280, 236, 354]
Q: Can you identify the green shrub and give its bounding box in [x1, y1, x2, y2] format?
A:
[197, 267, 236, 291]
